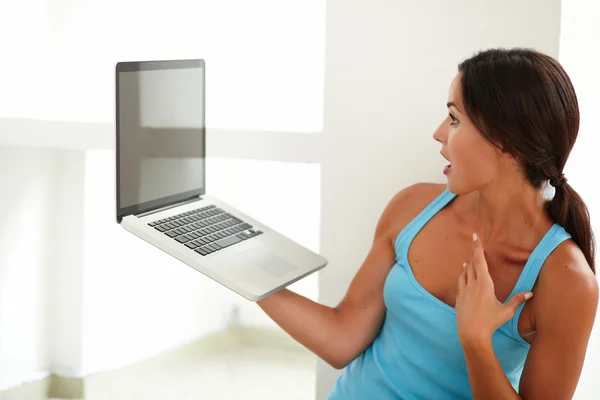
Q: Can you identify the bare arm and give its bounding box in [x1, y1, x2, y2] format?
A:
[257, 183, 443, 368]
[257, 234, 395, 368]
[461, 243, 598, 400]
[517, 244, 598, 399]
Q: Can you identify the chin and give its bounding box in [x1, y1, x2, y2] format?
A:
[446, 177, 472, 196]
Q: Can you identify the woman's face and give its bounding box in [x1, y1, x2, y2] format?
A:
[433, 74, 504, 194]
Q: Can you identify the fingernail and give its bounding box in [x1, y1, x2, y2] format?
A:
[525, 292, 533, 300]
[463, 262, 468, 268]
[473, 233, 478, 242]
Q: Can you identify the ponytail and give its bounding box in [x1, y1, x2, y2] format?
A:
[457, 48, 595, 273]
[546, 182, 596, 273]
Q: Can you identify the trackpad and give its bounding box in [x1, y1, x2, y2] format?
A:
[238, 246, 297, 278]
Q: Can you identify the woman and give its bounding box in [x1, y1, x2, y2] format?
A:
[258, 48, 598, 399]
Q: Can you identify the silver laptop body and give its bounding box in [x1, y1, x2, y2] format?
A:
[115, 59, 327, 301]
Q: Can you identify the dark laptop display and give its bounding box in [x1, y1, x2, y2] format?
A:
[116, 59, 206, 222]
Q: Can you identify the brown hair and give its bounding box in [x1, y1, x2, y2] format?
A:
[458, 48, 595, 273]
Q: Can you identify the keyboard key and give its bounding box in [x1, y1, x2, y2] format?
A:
[160, 206, 255, 252]
[207, 244, 219, 252]
[215, 235, 242, 249]
[195, 248, 207, 255]
[175, 235, 191, 243]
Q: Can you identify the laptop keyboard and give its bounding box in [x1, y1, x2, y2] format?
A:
[148, 205, 262, 256]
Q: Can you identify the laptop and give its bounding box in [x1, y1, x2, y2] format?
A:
[115, 59, 327, 301]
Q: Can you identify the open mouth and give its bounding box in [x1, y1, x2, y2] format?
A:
[441, 152, 451, 174]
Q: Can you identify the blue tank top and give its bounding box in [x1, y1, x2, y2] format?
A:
[327, 188, 571, 400]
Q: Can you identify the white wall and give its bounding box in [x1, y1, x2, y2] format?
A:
[80, 150, 321, 374]
[317, 0, 562, 399]
[81, 150, 238, 375]
[1, 0, 323, 391]
[1, 146, 250, 387]
[0, 147, 54, 390]
[45, 151, 86, 377]
[559, 1, 600, 398]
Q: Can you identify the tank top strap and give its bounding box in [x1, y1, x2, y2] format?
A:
[509, 223, 572, 296]
[394, 187, 457, 260]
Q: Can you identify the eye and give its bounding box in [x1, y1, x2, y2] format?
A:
[449, 113, 458, 125]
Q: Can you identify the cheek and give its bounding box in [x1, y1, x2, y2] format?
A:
[449, 131, 498, 178]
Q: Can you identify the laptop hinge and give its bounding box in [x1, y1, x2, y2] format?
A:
[135, 196, 202, 218]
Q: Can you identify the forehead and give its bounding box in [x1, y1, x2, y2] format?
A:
[448, 74, 462, 104]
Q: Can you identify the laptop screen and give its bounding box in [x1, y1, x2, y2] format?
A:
[116, 59, 205, 221]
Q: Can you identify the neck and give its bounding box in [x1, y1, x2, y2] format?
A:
[469, 181, 548, 244]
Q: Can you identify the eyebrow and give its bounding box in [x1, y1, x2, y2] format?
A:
[446, 102, 461, 112]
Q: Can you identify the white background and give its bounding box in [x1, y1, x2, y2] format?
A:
[0, 0, 598, 399]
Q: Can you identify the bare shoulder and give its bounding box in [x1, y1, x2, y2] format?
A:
[534, 240, 599, 328]
[538, 241, 598, 298]
[377, 182, 448, 237]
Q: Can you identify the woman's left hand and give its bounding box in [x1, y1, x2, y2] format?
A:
[455, 233, 533, 346]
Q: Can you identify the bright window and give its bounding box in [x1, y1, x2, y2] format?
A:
[0, 0, 325, 133]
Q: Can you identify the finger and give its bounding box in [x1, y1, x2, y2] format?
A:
[505, 291, 534, 317]
[472, 232, 485, 259]
[458, 262, 468, 290]
[466, 259, 476, 282]
[472, 233, 490, 280]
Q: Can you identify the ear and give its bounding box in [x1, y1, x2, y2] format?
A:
[500, 150, 519, 167]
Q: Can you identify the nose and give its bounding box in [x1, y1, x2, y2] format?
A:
[432, 120, 447, 144]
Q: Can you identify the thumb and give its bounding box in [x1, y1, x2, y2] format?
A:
[506, 292, 534, 315]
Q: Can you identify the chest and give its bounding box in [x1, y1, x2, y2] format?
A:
[404, 212, 537, 339]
